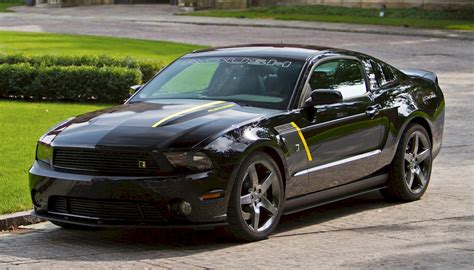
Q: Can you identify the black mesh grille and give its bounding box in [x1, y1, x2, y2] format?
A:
[53, 148, 160, 176]
[48, 196, 167, 221]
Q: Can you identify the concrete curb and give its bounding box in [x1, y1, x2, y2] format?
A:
[0, 210, 45, 231]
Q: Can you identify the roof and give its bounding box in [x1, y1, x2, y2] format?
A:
[183, 44, 351, 61]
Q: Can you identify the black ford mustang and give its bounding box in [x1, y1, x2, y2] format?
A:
[30, 45, 445, 241]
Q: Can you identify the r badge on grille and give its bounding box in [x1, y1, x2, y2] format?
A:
[138, 160, 147, 169]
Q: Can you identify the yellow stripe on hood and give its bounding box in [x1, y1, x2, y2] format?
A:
[207, 103, 236, 112]
[151, 100, 227, 128]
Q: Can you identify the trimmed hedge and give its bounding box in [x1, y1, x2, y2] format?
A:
[0, 54, 163, 81]
[0, 63, 142, 102]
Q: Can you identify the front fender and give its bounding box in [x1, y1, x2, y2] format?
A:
[203, 122, 289, 201]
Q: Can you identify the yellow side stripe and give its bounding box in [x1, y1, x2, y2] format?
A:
[152, 100, 227, 128]
[290, 122, 313, 161]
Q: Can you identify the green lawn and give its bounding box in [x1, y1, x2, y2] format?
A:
[0, 101, 109, 214]
[0, 3, 18, 12]
[0, 31, 206, 214]
[187, 5, 474, 31]
[0, 31, 206, 63]
[0, 0, 22, 12]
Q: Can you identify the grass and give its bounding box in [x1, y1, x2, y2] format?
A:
[0, 31, 206, 63]
[0, 3, 19, 12]
[0, 101, 109, 214]
[187, 5, 474, 31]
[0, 0, 23, 13]
[0, 31, 206, 214]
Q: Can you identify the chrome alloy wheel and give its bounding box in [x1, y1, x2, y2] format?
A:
[404, 131, 431, 194]
[239, 160, 281, 232]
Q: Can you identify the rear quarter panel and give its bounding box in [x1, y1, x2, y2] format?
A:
[375, 74, 445, 169]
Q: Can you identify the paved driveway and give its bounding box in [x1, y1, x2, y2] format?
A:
[0, 5, 473, 269]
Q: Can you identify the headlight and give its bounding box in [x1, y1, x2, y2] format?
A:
[34, 117, 73, 165]
[163, 151, 213, 171]
[36, 142, 53, 164]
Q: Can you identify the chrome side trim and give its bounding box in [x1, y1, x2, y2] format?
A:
[294, 150, 381, 177]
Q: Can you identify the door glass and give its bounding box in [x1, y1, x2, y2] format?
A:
[310, 59, 367, 100]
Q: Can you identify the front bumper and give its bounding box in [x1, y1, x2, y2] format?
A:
[29, 161, 229, 228]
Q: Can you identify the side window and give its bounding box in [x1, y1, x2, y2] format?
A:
[309, 59, 367, 100]
[371, 60, 396, 87]
[382, 65, 395, 82]
[361, 58, 378, 90]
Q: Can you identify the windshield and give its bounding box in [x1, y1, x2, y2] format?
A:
[131, 57, 304, 109]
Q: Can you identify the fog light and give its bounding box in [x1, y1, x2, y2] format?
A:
[32, 190, 42, 207]
[178, 201, 192, 216]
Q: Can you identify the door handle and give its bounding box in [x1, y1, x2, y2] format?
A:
[366, 105, 381, 118]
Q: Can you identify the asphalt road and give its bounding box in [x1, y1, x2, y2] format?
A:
[0, 5, 473, 269]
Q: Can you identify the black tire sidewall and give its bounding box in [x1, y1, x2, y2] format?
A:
[392, 124, 433, 200]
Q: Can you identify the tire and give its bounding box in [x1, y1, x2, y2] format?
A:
[226, 152, 284, 242]
[381, 123, 433, 202]
[50, 220, 97, 230]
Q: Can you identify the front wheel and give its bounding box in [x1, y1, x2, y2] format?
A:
[226, 152, 284, 242]
[381, 124, 433, 202]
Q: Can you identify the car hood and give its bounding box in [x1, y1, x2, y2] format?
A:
[50, 99, 277, 149]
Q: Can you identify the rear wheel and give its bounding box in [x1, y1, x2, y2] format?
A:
[381, 124, 432, 201]
[226, 152, 284, 242]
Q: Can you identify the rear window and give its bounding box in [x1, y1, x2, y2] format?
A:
[371, 60, 397, 87]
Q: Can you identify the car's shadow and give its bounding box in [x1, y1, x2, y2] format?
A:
[0, 191, 397, 262]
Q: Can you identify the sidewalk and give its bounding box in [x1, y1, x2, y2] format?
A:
[7, 5, 474, 41]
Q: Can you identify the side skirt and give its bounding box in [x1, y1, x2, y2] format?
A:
[283, 174, 388, 215]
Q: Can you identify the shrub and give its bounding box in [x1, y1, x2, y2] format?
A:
[0, 63, 142, 102]
[0, 63, 36, 98]
[0, 54, 163, 81]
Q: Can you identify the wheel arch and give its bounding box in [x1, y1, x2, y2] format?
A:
[380, 111, 435, 169]
[259, 146, 287, 191]
[242, 140, 288, 182]
[397, 113, 433, 144]
[406, 116, 433, 144]
[234, 141, 289, 195]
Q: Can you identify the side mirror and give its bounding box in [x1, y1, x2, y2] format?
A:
[129, 84, 142, 96]
[304, 89, 343, 107]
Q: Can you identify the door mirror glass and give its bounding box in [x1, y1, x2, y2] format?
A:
[305, 89, 343, 107]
